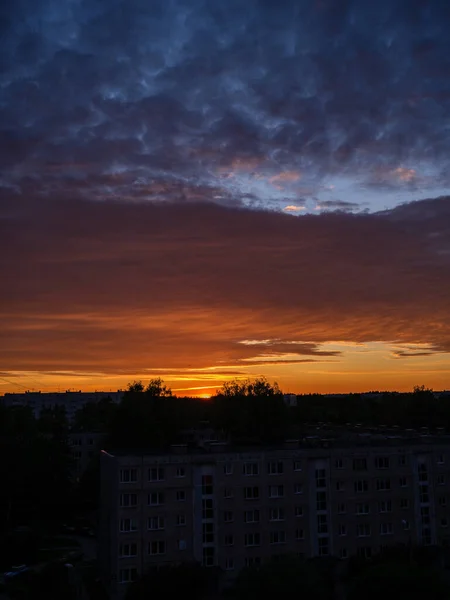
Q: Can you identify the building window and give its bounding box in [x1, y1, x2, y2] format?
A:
[379, 500, 392, 513]
[317, 514, 328, 534]
[269, 507, 285, 521]
[224, 463, 233, 475]
[245, 557, 261, 568]
[176, 490, 186, 502]
[336, 481, 345, 492]
[356, 503, 370, 515]
[339, 548, 348, 559]
[202, 475, 213, 495]
[357, 523, 371, 537]
[270, 531, 286, 545]
[318, 538, 329, 556]
[119, 568, 138, 584]
[225, 558, 235, 571]
[316, 491, 327, 511]
[176, 467, 186, 478]
[439, 496, 447, 507]
[268, 461, 283, 475]
[244, 532, 261, 547]
[337, 503, 346, 514]
[243, 463, 259, 476]
[244, 486, 259, 500]
[402, 519, 410, 530]
[269, 485, 284, 498]
[438, 474, 446, 486]
[376, 479, 391, 491]
[202, 523, 214, 544]
[176, 514, 186, 526]
[294, 484, 303, 495]
[418, 463, 428, 482]
[148, 541, 165, 556]
[315, 469, 326, 488]
[202, 499, 213, 519]
[421, 506, 430, 524]
[295, 505, 303, 517]
[177, 540, 187, 551]
[398, 454, 407, 466]
[353, 458, 367, 471]
[244, 509, 260, 523]
[148, 467, 165, 482]
[441, 518, 449, 528]
[399, 477, 407, 487]
[224, 511, 234, 523]
[224, 487, 234, 499]
[120, 493, 138, 508]
[380, 522, 393, 535]
[375, 457, 390, 469]
[438, 454, 445, 465]
[335, 458, 344, 469]
[120, 518, 137, 532]
[148, 516, 165, 531]
[354, 480, 369, 494]
[358, 547, 372, 559]
[293, 460, 302, 471]
[120, 468, 138, 483]
[202, 547, 215, 567]
[120, 543, 137, 557]
[224, 534, 234, 546]
[338, 524, 347, 536]
[295, 528, 304, 540]
[148, 492, 164, 506]
[419, 485, 429, 503]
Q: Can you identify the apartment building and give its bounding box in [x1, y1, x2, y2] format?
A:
[99, 440, 450, 599]
[1, 390, 123, 422]
[69, 431, 107, 478]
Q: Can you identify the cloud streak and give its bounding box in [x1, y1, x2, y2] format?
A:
[1, 195, 449, 386]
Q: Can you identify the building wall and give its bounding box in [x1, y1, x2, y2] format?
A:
[69, 432, 107, 479]
[1, 391, 123, 422]
[99, 443, 450, 598]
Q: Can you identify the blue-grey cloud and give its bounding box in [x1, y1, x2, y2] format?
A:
[1, 0, 449, 212]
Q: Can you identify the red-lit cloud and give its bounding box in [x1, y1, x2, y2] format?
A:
[1, 194, 449, 392]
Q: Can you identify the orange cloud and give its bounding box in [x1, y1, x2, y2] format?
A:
[1, 195, 450, 395]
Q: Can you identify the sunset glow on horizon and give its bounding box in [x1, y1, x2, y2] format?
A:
[1, 0, 450, 397]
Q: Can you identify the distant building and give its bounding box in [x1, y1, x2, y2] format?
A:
[99, 437, 450, 599]
[1, 390, 123, 422]
[283, 394, 298, 407]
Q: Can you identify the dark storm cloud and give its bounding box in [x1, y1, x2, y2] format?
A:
[1, 0, 450, 208]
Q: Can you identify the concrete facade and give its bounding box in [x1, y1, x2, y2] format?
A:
[1, 391, 123, 422]
[99, 440, 450, 599]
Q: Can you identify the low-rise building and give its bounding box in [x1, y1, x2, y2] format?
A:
[1, 390, 123, 422]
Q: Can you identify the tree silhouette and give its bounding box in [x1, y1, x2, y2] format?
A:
[212, 377, 287, 444]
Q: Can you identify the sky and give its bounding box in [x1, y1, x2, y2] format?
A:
[1, 0, 450, 397]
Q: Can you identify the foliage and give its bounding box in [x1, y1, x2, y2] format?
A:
[231, 556, 333, 600]
[218, 377, 281, 398]
[106, 379, 183, 450]
[125, 562, 216, 600]
[73, 396, 118, 431]
[0, 406, 74, 539]
[347, 561, 449, 600]
[212, 377, 287, 444]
